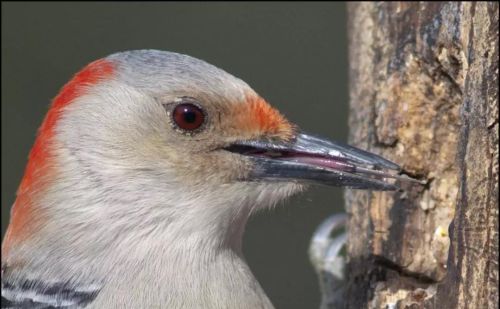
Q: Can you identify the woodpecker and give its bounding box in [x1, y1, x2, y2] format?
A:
[1, 50, 409, 308]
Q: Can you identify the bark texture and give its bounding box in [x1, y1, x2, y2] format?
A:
[341, 2, 498, 308]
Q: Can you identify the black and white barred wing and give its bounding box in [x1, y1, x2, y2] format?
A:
[1, 278, 100, 309]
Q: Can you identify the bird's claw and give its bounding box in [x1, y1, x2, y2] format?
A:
[309, 213, 348, 309]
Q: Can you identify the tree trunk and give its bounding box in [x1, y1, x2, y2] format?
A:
[340, 2, 498, 308]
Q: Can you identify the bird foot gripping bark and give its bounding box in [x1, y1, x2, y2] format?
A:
[309, 213, 348, 309]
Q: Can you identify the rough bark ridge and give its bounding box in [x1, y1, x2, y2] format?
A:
[343, 3, 498, 308]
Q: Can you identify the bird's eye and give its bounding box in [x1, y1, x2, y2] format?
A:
[172, 103, 205, 132]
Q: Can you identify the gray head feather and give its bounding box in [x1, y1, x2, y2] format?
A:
[107, 49, 251, 101]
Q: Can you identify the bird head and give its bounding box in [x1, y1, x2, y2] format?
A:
[3, 50, 405, 260]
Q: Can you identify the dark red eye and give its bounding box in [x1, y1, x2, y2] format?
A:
[172, 103, 205, 131]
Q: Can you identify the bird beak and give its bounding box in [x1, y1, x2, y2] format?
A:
[224, 133, 417, 190]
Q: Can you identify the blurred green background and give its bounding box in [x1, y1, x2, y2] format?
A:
[1, 2, 348, 308]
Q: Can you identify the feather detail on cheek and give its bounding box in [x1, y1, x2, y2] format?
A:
[2, 59, 114, 255]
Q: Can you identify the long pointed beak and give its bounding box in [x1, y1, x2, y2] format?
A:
[225, 132, 419, 190]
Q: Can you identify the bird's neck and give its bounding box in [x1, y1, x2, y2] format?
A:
[3, 168, 275, 308]
[92, 236, 274, 308]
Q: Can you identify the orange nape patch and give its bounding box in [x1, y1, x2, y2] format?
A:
[236, 94, 295, 140]
[2, 59, 114, 255]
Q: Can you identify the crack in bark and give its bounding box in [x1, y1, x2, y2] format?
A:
[372, 256, 438, 285]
